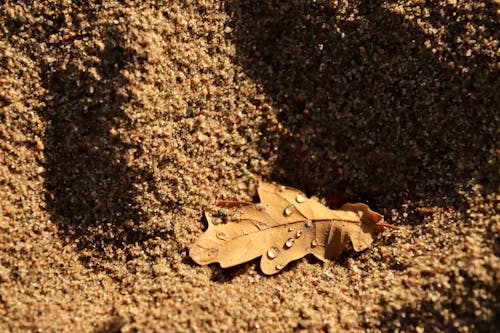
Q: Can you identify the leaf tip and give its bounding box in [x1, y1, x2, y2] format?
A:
[189, 243, 219, 265]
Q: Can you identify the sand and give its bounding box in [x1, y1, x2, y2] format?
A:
[0, 0, 498, 332]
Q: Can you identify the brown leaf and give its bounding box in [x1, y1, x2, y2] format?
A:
[190, 182, 396, 275]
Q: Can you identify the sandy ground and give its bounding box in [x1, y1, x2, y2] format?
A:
[0, 0, 498, 332]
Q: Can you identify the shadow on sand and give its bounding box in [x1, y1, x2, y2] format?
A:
[227, 0, 498, 330]
[227, 0, 498, 213]
[38, 25, 173, 260]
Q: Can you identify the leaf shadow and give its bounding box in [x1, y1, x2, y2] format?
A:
[209, 259, 258, 283]
[208, 256, 308, 282]
[227, 0, 499, 213]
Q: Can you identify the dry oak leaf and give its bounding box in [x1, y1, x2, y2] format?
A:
[190, 182, 397, 275]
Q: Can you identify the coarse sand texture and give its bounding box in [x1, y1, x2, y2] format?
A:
[0, 1, 498, 332]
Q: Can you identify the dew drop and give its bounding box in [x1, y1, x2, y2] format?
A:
[275, 264, 284, 270]
[304, 220, 313, 228]
[295, 194, 306, 203]
[267, 246, 280, 259]
[216, 232, 229, 241]
[296, 230, 303, 238]
[288, 226, 295, 232]
[283, 204, 294, 217]
[277, 185, 286, 193]
[243, 230, 249, 235]
[253, 221, 271, 230]
[311, 239, 318, 247]
[284, 237, 295, 248]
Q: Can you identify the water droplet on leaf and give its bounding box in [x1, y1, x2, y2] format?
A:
[283, 204, 294, 217]
[295, 194, 306, 203]
[267, 246, 280, 259]
[288, 226, 295, 232]
[275, 264, 284, 270]
[304, 220, 313, 228]
[216, 232, 229, 241]
[311, 239, 318, 247]
[253, 221, 270, 230]
[284, 237, 295, 248]
[296, 230, 303, 238]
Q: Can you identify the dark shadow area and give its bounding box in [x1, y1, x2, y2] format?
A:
[38, 26, 174, 260]
[227, 0, 499, 212]
[209, 259, 256, 282]
[228, 1, 498, 329]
